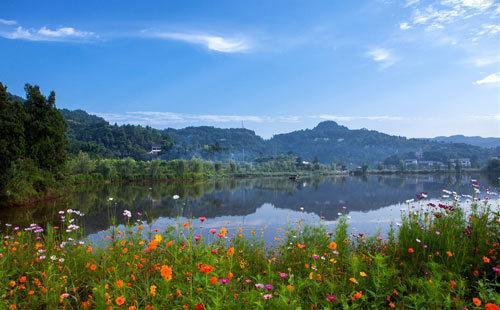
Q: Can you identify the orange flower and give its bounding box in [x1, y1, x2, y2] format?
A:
[122, 248, 128, 254]
[473, 270, 479, 276]
[87, 246, 93, 253]
[328, 242, 337, 250]
[115, 280, 124, 288]
[138, 225, 143, 230]
[129, 306, 137, 310]
[160, 265, 173, 281]
[28, 290, 34, 295]
[227, 247, 235, 256]
[150, 285, 157, 297]
[227, 271, 233, 279]
[485, 303, 500, 310]
[19, 276, 26, 283]
[209, 277, 217, 284]
[115, 296, 125, 306]
[360, 272, 368, 277]
[9, 281, 15, 287]
[298, 243, 306, 249]
[408, 248, 414, 253]
[450, 280, 456, 288]
[354, 291, 362, 299]
[9, 305, 16, 310]
[389, 303, 395, 308]
[90, 264, 97, 271]
[473, 297, 481, 306]
[446, 251, 453, 257]
[166, 240, 173, 247]
[287, 284, 294, 291]
[349, 277, 358, 284]
[483, 256, 491, 263]
[220, 227, 228, 237]
[199, 264, 213, 274]
[183, 222, 190, 229]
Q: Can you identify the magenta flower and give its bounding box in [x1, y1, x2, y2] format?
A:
[327, 295, 337, 301]
[219, 278, 230, 284]
[313, 255, 320, 259]
[265, 284, 274, 290]
[279, 273, 288, 278]
[255, 283, 264, 288]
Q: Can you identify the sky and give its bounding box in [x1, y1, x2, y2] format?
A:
[0, 0, 499, 139]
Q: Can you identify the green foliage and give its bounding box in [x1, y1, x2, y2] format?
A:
[484, 157, 500, 174]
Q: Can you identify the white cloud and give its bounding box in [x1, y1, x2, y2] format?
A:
[365, 48, 397, 68]
[474, 73, 500, 85]
[400, 22, 412, 30]
[461, 0, 493, 9]
[0, 25, 96, 41]
[477, 24, 500, 35]
[405, 0, 420, 7]
[469, 57, 499, 66]
[0, 18, 16, 25]
[145, 31, 251, 53]
[317, 115, 404, 121]
[95, 111, 294, 126]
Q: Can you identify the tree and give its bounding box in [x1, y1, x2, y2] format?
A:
[23, 84, 67, 171]
[484, 158, 500, 174]
[454, 159, 462, 173]
[0, 82, 26, 189]
[377, 162, 384, 171]
[399, 160, 406, 172]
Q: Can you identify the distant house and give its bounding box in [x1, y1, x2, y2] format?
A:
[418, 160, 444, 168]
[405, 159, 418, 166]
[451, 158, 471, 167]
[148, 145, 162, 155]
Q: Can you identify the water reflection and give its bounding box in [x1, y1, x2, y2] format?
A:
[0, 174, 498, 242]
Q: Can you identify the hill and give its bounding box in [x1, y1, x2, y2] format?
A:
[61, 109, 498, 166]
[429, 135, 500, 148]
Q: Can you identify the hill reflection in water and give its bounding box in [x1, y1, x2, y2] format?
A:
[0, 174, 498, 243]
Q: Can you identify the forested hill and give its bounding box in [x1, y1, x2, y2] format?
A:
[429, 135, 500, 149]
[269, 121, 494, 165]
[60, 109, 498, 165]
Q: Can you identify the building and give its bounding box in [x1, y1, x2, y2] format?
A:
[451, 158, 471, 167]
[148, 145, 162, 155]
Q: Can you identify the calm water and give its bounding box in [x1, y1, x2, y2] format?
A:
[1, 174, 498, 244]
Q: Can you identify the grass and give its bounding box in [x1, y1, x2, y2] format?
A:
[0, 185, 499, 309]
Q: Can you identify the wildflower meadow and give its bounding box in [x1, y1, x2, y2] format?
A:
[1, 185, 499, 309]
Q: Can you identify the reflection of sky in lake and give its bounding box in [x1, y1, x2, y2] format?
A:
[2, 174, 498, 245]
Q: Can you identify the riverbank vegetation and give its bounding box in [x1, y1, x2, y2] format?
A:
[0, 186, 499, 309]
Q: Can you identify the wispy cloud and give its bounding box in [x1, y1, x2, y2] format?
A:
[317, 114, 404, 121]
[474, 73, 500, 85]
[96, 111, 277, 126]
[0, 25, 96, 42]
[0, 18, 17, 25]
[143, 31, 251, 53]
[400, 22, 412, 30]
[365, 48, 397, 68]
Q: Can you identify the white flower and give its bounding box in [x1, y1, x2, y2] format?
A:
[59, 258, 65, 263]
[173, 195, 180, 200]
[108, 197, 113, 201]
[50, 255, 57, 261]
[123, 210, 132, 218]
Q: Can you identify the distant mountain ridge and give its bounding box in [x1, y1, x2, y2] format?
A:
[428, 135, 500, 149]
[58, 109, 500, 166]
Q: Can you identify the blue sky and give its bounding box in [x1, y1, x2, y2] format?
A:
[1, 0, 499, 138]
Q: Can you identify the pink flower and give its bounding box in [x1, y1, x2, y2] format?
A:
[255, 283, 264, 288]
[194, 235, 201, 241]
[199, 217, 206, 222]
[313, 255, 320, 259]
[263, 294, 273, 299]
[327, 295, 337, 302]
[209, 229, 217, 234]
[279, 273, 288, 278]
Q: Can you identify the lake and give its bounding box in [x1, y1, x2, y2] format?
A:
[1, 174, 498, 244]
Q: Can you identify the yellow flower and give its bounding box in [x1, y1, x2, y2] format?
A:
[360, 272, 368, 277]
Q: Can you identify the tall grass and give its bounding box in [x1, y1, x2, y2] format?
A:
[0, 189, 499, 309]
